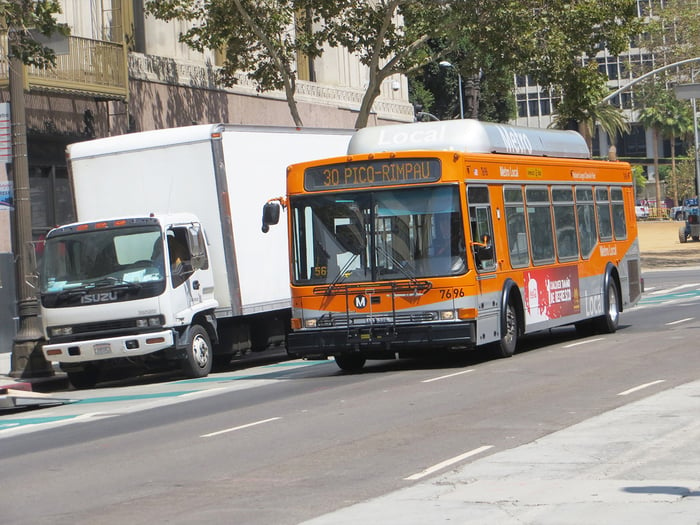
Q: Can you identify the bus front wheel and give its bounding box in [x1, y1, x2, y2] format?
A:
[334, 354, 366, 372]
[595, 280, 619, 334]
[493, 302, 518, 358]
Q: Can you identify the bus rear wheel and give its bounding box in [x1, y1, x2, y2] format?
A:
[595, 280, 619, 334]
[334, 354, 366, 372]
[493, 302, 518, 358]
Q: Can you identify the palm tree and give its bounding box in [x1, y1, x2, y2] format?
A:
[550, 64, 630, 153]
[638, 103, 666, 218]
[638, 87, 694, 215]
[660, 98, 694, 206]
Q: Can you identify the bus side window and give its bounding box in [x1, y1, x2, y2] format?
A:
[576, 186, 597, 258]
[467, 186, 496, 272]
[504, 186, 529, 267]
[525, 186, 555, 265]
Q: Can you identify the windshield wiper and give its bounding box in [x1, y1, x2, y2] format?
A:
[92, 277, 142, 291]
[375, 245, 420, 287]
[325, 253, 361, 294]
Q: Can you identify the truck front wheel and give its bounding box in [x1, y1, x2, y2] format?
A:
[182, 324, 213, 378]
[67, 365, 100, 389]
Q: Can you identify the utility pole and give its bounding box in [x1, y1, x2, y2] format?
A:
[8, 29, 53, 378]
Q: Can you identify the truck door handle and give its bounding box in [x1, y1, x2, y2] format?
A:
[193, 280, 200, 290]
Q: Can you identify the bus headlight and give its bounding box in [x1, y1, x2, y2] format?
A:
[305, 319, 317, 328]
[439, 310, 455, 321]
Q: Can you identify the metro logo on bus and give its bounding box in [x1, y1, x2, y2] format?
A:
[494, 125, 534, 155]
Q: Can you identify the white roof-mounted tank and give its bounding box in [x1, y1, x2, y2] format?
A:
[347, 119, 590, 159]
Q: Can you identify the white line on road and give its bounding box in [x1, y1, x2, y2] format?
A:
[563, 337, 605, 348]
[665, 317, 694, 326]
[649, 284, 700, 295]
[422, 369, 474, 383]
[404, 445, 493, 481]
[617, 380, 666, 396]
[200, 417, 281, 438]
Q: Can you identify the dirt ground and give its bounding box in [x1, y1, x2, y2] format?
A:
[638, 220, 700, 270]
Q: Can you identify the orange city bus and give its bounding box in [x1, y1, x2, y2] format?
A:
[262, 120, 642, 371]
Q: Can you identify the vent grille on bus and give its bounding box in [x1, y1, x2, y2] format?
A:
[316, 311, 436, 328]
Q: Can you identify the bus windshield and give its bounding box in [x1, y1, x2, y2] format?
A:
[290, 185, 466, 286]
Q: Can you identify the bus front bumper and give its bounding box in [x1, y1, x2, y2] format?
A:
[287, 321, 476, 359]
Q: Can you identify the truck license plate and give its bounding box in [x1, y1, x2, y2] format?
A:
[94, 343, 112, 356]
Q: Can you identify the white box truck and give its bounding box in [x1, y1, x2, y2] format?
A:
[38, 124, 353, 388]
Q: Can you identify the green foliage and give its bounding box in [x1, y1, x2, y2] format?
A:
[145, 0, 348, 126]
[631, 164, 646, 197]
[0, 0, 69, 68]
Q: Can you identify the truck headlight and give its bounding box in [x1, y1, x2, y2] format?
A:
[136, 316, 163, 328]
[50, 326, 73, 336]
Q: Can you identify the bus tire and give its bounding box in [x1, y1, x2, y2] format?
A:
[181, 324, 213, 378]
[334, 354, 366, 372]
[493, 301, 518, 358]
[595, 279, 619, 334]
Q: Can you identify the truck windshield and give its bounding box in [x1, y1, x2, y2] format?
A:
[290, 185, 466, 286]
[40, 225, 166, 304]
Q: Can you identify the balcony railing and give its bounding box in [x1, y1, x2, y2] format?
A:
[0, 35, 127, 100]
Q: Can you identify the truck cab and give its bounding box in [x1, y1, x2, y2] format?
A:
[39, 213, 218, 388]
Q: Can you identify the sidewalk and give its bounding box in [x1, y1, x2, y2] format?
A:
[0, 351, 68, 393]
[303, 379, 700, 525]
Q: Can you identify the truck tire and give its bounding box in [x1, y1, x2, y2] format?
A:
[679, 225, 688, 243]
[67, 366, 100, 389]
[181, 324, 213, 378]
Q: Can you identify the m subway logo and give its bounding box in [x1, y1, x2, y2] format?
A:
[81, 291, 118, 304]
[354, 295, 367, 309]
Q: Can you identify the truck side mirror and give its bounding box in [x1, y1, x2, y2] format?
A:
[262, 202, 281, 233]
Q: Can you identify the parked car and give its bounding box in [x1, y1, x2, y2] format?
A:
[635, 202, 650, 219]
[678, 207, 700, 243]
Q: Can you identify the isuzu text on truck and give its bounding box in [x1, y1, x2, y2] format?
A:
[39, 124, 352, 388]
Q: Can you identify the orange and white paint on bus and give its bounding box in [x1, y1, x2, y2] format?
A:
[266, 120, 641, 372]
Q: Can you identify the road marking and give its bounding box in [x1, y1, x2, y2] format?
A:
[617, 380, 666, 396]
[422, 369, 474, 383]
[665, 317, 694, 326]
[200, 417, 281, 438]
[649, 284, 700, 295]
[563, 338, 605, 348]
[404, 445, 493, 481]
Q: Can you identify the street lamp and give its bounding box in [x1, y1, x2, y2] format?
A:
[439, 61, 464, 119]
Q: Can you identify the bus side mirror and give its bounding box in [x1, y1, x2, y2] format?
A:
[262, 202, 281, 233]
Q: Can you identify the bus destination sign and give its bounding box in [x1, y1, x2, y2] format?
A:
[304, 158, 441, 190]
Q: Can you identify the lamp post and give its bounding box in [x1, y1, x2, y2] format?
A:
[8, 30, 53, 378]
[439, 61, 464, 119]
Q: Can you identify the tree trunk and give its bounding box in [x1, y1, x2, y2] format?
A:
[652, 128, 662, 217]
[670, 135, 678, 206]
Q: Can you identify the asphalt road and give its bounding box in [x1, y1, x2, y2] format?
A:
[1, 268, 699, 524]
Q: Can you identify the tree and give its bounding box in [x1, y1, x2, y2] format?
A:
[526, 0, 640, 149]
[0, 0, 69, 68]
[325, 1, 457, 128]
[638, 86, 679, 216]
[660, 96, 694, 206]
[145, 0, 347, 127]
[408, 1, 534, 122]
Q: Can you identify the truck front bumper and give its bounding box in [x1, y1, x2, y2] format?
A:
[43, 329, 175, 363]
[287, 321, 476, 360]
